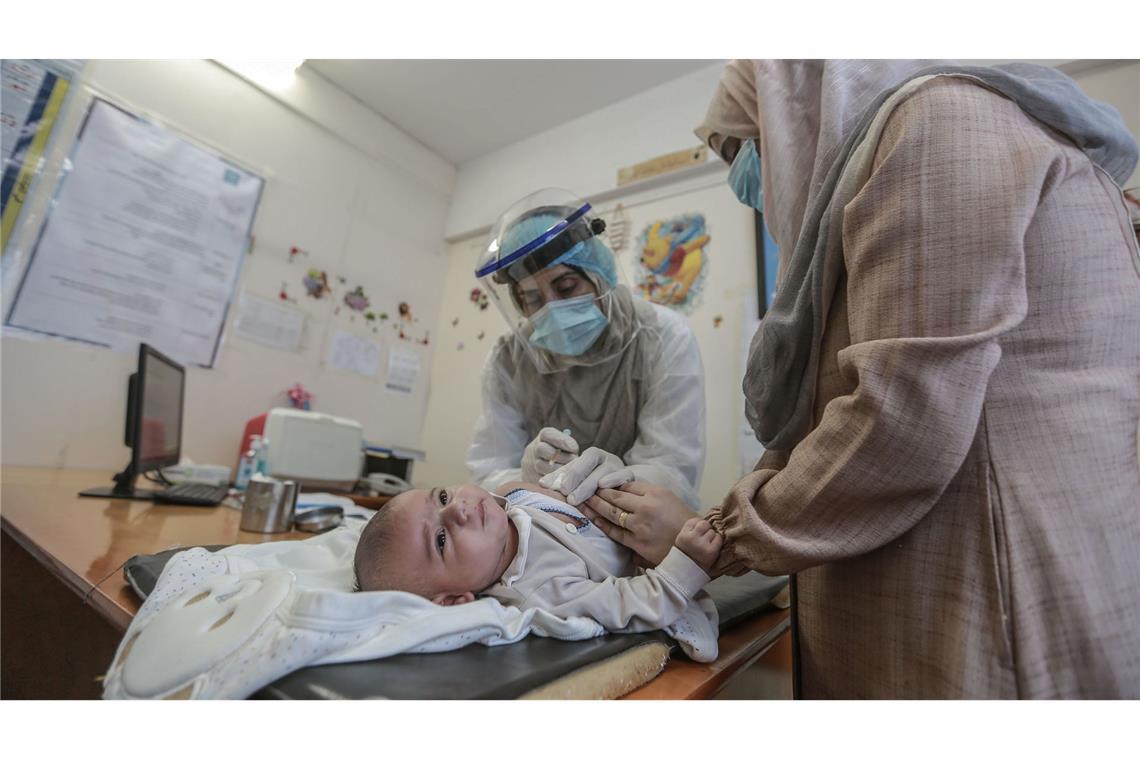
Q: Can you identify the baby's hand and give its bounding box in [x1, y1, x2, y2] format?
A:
[674, 518, 722, 574]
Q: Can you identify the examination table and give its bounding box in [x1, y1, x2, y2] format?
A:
[124, 546, 788, 699]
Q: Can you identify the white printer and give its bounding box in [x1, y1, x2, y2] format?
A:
[262, 408, 363, 490]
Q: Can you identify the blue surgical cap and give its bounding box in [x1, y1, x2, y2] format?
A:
[500, 212, 618, 288]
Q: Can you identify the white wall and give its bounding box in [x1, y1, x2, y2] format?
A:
[416, 235, 508, 489]
[1, 60, 455, 472]
[445, 64, 726, 240]
[1068, 60, 1140, 188]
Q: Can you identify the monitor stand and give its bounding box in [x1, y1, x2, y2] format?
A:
[78, 461, 158, 500]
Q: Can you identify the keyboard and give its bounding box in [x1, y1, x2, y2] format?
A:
[154, 482, 229, 506]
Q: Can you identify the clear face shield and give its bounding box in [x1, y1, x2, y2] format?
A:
[476, 188, 638, 374]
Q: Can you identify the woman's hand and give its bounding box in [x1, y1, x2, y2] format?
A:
[581, 481, 697, 566]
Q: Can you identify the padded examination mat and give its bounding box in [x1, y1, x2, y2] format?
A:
[123, 547, 787, 699]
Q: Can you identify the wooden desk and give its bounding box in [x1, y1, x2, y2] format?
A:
[0, 466, 791, 699]
[0, 466, 308, 632]
[626, 604, 790, 699]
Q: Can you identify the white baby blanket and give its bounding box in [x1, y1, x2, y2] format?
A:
[101, 522, 607, 699]
[103, 491, 718, 700]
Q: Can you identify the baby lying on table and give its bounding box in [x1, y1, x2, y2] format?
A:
[353, 482, 722, 661]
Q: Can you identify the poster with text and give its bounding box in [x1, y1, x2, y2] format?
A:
[6, 98, 263, 367]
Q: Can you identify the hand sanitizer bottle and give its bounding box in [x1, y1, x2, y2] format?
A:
[235, 434, 261, 491]
[255, 437, 270, 476]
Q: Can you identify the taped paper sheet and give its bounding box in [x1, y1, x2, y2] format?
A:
[233, 292, 304, 352]
[326, 329, 382, 378]
[384, 346, 420, 395]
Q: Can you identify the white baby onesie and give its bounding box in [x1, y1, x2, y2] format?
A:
[483, 489, 720, 662]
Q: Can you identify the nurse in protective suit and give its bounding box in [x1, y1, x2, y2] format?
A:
[467, 188, 706, 508]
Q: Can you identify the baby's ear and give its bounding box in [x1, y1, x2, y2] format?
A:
[432, 591, 476, 606]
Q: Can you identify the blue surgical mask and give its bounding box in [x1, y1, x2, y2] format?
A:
[528, 294, 608, 356]
[727, 139, 762, 210]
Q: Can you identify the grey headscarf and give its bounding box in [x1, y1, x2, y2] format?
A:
[697, 60, 1139, 449]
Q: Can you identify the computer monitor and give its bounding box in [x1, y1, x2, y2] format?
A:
[79, 343, 185, 500]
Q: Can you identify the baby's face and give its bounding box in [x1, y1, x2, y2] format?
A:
[380, 484, 513, 603]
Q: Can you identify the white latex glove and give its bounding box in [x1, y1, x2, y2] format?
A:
[539, 446, 634, 506]
[520, 427, 580, 483]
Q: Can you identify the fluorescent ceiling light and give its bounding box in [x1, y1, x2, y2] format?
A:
[217, 59, 305, 90]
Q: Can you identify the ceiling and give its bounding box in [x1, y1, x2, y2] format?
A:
[305, 60, 720, 165]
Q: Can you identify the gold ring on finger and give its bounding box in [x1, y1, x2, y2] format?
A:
[618, 510, 629, 529]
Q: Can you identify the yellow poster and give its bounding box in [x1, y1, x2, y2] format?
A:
[633, 213, 711, 313]
[1, 60, 77, 254]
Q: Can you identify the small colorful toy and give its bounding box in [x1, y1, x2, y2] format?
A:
[285, 383, 314, 411]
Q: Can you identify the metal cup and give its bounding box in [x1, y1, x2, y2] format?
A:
[240, 477, 298, 533]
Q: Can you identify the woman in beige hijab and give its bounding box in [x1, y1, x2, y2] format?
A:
[582, 60, 1140, 698]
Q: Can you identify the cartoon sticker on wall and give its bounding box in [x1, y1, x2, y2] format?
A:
[603, 204, 630, 253]
[344, 285, 370, 312]
[303, 268, 331, 299]
[633, 214, 710, 313]
[470, 287, 489, 311]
